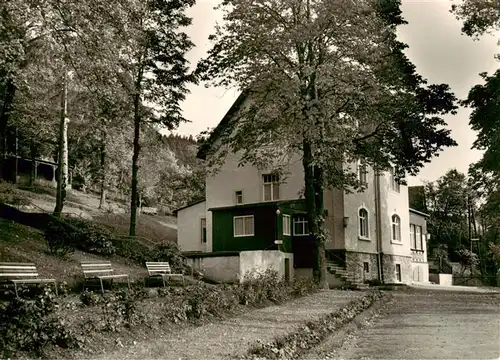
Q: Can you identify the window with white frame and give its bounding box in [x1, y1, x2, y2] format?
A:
[235, 190, 243, 204]
[391, 214, 401, 242]
[283, 214, 291, 236]
[358, 208, 369, 238]
[395, 264, 402, 282]
[357, 160, 367, 184]
[390, 167, 400, 193]
[201, 218, 207, 243]
[234, 215, 254, 237]
[293, 215, 309, 236]
[263, 174, 280, 201]
[416, 225, 422, 250]
[410, 224, 415, 249]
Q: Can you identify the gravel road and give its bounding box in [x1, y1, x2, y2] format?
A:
[304, 287, 500, 360]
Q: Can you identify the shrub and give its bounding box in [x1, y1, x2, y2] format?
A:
[184, 284, 238, 320]
[150, 243, 185, 272]
[44, 219, 77, 258]
[99, 289, 146, 331]
[66, 218, 116, 256]
[80, 290, 102, 307]
[0, 287, 78, 358]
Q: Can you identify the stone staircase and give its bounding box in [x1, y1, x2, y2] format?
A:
[326, 261, 370, 290]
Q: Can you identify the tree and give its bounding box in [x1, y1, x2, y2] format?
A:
[422, 170, 472, 256]
[197, 0, 457, 287]
[450, 0, 499, 39]
[106, 0, 197, 236]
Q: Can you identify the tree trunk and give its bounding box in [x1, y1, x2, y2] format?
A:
[302, 139, 328, 288]
[98, 136, 107, 210]
[129, 67, 143, 237]
[29, 140, 37, 186]
[0, 79, 16, 181]
[54, 73, 69, 217]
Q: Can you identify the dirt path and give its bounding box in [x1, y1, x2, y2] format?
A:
[90, 290, 367, 360]
[306, 288, 500, 360]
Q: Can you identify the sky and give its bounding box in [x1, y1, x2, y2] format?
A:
[173, 0, 499, 186]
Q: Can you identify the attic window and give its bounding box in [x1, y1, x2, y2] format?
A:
[263, 174, 280, 201]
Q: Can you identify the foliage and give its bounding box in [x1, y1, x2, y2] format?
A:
[419, 170, 477, 259]
[100, 289, 146, 331]
[0, 287, 78, 358]
[44, 218, 78, 258]
[80, 290, 102, 307]
[456, 248, 480, 276]
[43, 216, 117, 258]
[0, 181, 30, 206]
[450, 0, 499, 39]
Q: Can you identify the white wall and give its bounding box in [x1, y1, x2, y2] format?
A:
[239, 250, 294, 282]
[343, 164, 378, 254]
[185, 255, 240, 283]
[176, 201, 207, 252]
[379, 172, 412, 258]
[411, 263, 429, 283]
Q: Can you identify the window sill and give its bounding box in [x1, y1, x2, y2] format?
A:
[234, 234, 254, 238]
[358, 236, 371, 242]
[391, 240, 403, 245]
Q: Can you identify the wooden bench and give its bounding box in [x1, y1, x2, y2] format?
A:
[146, 262, 185, 287]
[0, 262, 58, 297]
[81, 261, 130, 294]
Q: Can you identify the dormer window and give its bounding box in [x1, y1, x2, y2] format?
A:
[263, 174, 280, 201]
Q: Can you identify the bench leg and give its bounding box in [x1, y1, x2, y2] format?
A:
[127, 276, 130, 290]
[14, 283, 19, 298]
[54, 282, 58, 296]
[100, 278, 104, 295]
[162, 275, 166, 287]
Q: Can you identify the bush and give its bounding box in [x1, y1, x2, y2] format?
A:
[66, 218, 116, 256]
[184, 284, 238, 320]
[0, 287, 78, 358]
[80, 290, 102, 307]
[44, 219, 77, 258]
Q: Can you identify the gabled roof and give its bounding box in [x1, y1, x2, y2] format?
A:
[196, 90, 249, 160]
[173, 199, 206, 216]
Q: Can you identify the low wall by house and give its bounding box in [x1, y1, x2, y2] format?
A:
[239, 250, 293, 282]
[411, 262, 429, 284]
[185, 254, 240, 283]
[429, 273, 453, 286]
[185, 250, 294, 283]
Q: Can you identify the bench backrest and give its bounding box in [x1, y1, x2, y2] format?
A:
[146, 262, 172, 276]
[81, 261, 114, 278]
[0, 262, 39, 280]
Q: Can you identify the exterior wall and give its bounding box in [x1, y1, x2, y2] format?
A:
[205, 150, 304, 252]
[345, 251, 379, 284]
[343, 164, 378, 254]
[429, 273, 453, 286]
[177, 201, 207, 252]
[185, 255, 240, 283]
[381, 254, 412, 284]
[379, 172, 411, 259]
[239, 250, 294, 282]
[411, 263, 429, 283]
